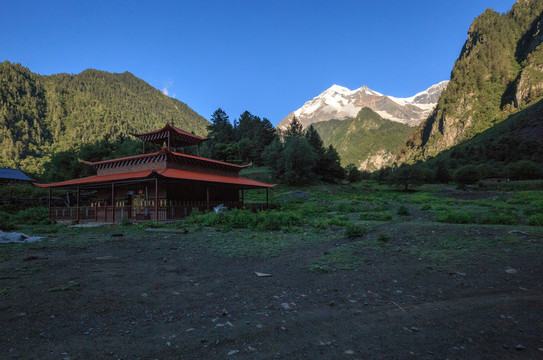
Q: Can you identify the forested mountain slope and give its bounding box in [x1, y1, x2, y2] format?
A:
[0, 61, 209, 175]
[397, 0, 543, 164]
[313, 107, 415, 170]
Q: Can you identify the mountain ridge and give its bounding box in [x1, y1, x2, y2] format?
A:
[396, 0, 543, 164]
[312, 107, 416, 171]
[0, 61, 209, 175]
[277, 81, 448, 130]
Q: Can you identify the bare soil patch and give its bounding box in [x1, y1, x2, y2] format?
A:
[1, 223, 542, 359]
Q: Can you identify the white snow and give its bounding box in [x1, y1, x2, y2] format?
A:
[287, 81, 448, 127]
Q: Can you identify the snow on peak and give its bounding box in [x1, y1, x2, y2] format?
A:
[281, 81, 448, 129]
[326, 84, 352, 94]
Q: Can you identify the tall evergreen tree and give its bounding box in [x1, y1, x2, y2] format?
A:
[284, 116, 303, 138]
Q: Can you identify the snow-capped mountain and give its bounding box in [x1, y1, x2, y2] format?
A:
[277, 81, 449, 129]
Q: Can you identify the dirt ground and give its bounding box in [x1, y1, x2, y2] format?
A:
[1, 223, 542, 360]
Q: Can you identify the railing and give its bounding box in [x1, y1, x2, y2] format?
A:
[50, 201, 269, 223]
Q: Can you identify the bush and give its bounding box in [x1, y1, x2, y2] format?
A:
[480, 213, 518, 225]
[182, 209, 302, 231]
[527, 213, 543, 226]
[313, 216, 348, 229]
[345, 223, 367, 238]
[377, 232, 390, 242]
[359, 212, 392, 221]
[397, 206, 410, 216]
[453, 165, 480, 185]
[13, 207, 53, 225]
[0, 211, 16, 231]
[506, 160, 543, 180]
[436, 210, 475, 224]
[119, 216, 132, 226]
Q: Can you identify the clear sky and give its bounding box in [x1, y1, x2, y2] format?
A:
[2, 0, 517, 126]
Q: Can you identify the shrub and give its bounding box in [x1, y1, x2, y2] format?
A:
[377, 232, 390, 243]
[453, 165, 480, 185]
[0, 211, 16, 231]
[527, 213, 543, 226]
[182, 209, 302, 231]
[345, 223, 367, 238]
[119, 216, 132, 226]
[480, 213, 518, 225]
[312, 216, 348, 229]
[359, 212, 392, 221]
[435, 210, 475, 224]
[13, 207, 53, 225]
[506, 160, 543, 180]
[397, 206, 410, 216]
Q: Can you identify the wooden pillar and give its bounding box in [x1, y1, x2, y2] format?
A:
[266, 188, 269, 209]
[111, 183, 115, 223]
[167, 131, 171, 150]
[197, 144, 200, 156]
[48, 188, 52, 219]
[206, 185, 210, 210]
[241, 187, 244, 205]
[142, 141, 146, 154]
[155, 178, 159, 222]
[76, 186, 80, 223]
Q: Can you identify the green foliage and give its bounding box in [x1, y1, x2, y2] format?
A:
[527, 213, 543, 226]
[359, 212, 392, 221]
[345, 163, 363, 183]
[453, 165, 481, 185]
[313, 107, 416, 169]
[312, 216, 348, 229]
[398, 0, 543, 164]
[119, 216, 132, 226]
[377, 232, 390, 243]
[397, 206, 410, 216]
[12, 207, 53, 225]
[283, 116, 303, 137]
[436, 210, 475, 224]
[506, 160, 543, 180]
[0, 212, 15, 231]
[389, 164, 432, 190]
[183, 208, 302, 231]
[310, 245, 360, 272]
[480, 212, 518, 225]
[344, 223, 367, 238]
[434, 162, 451, 183]
[0, 61, 209, 176]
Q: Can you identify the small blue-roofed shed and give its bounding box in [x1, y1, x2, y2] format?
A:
[0, 168, 34, 184]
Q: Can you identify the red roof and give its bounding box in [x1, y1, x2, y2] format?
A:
[82, 148, 248, 172]
[34, 168, 274, 189]
[130, 124, 208, 147]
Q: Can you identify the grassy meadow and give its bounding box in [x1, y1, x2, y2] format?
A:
[2, 180, 542, 274]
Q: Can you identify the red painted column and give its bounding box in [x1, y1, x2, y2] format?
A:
[155, 178, 159, 221]
[76, 186, 80, 223]
[111, 183, 115, 223]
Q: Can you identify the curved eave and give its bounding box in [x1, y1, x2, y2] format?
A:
[33, 168, 275, 189]
[130, 124, 208, 147]
[81, 149, 249, 172]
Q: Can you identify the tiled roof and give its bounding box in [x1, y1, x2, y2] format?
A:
[34, 168, 274, 189]
[81, 148, 248, 172]
[130, 124, 208, 147]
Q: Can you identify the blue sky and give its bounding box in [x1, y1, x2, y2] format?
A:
[2, 0, 516, 126]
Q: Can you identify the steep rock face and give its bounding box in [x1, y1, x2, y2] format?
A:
[397, 0, 543, 164]
[277, 81, 448, 130]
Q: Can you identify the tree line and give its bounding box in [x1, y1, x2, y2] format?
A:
[202, 109, 348, 185]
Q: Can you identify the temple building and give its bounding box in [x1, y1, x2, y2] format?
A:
[35, 124, 274, 223]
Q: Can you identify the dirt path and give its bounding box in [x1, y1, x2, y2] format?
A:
[1, 228, 542, 359]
